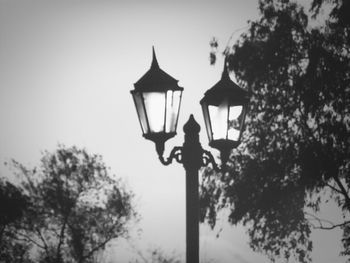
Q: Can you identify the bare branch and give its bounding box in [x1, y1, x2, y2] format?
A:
[314, 221, 350, 230]
[306, 212, 350, 230]
[78, 237, 112, 263]
[12, 231, 46, 250]
[326, 182, 343, 194]
[79, 223, 125, 263]
[36, 228, 51, 261]
[332, 175, 350, 209]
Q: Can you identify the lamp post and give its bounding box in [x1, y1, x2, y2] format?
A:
[131, 48, 248, 263]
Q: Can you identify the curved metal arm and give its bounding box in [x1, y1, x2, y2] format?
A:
[158, 146, 183, 166]
[202, 149, 220, 172]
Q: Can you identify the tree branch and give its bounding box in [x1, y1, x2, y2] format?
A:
[332, 175, 350, 209]
[79, 223, 124, 263]
[78, 237, 112, 263]
[306, 212, 350, 230]
[12, 231, 46, 250]
[36, 228, 51, 261]
[326, 182, 343, 195]
[55, 211, 71, 262]
[314, 220, 350, 230]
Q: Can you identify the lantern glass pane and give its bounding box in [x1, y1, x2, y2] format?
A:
[165, 90, 182, 133]
[208, 100, 229, 140]
[228, 105, 243, 141]
[202, 103, 213, 142]
[132, 92, 149, 134]
[143, 92, 166, 133]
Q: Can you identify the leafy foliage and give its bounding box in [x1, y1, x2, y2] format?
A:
[2, 145, 137, 263]
[204, 0, 350, 262]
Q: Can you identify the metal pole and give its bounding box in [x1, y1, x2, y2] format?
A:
[182, 115, 203, 263]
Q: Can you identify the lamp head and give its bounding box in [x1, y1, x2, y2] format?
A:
[131, 47, 183, 154]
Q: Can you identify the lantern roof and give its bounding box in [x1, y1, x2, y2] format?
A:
[200, 59, 248, 106]
[134, 47, 183, 92]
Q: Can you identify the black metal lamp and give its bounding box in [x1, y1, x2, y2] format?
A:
[131, 48, 250, 263]
[200, 59, 248, 164]
[131, 47, 183, 156]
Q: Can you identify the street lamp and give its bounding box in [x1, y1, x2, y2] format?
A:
[200, 58, 248, 165]
[131, 48, 248, 263]
[131, 47, 183, 157]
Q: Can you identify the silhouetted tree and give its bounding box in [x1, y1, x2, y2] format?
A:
[6, 145, 137, 263]
[204, 0, 350, 262]
[0, 179, 32, 262]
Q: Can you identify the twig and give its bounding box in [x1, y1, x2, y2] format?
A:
[36, 228, 51, 261]
[332, 175, 350, 209]
[306, 212, 350, 230]
[326, 182, 343, 194]
[12, 231, 46, 250]
[79, 223, 123, 263]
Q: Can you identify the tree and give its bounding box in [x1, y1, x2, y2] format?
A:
[203, 0, 350, 262]
[5, 145, 137, 263]
[0, 179, 32, 263]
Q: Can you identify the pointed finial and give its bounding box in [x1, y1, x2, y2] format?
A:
[221, 56, 230, 80]
[151, 46, 160, 69]
[183, 114, 200, 134]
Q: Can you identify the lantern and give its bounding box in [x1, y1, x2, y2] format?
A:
[200, 59, 248, 163]
[131, 48, 183, 155]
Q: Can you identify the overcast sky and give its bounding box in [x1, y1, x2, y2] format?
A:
[0, 0, 346, 262]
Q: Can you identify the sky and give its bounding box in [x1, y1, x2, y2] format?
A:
[0, 0, 346, 262]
